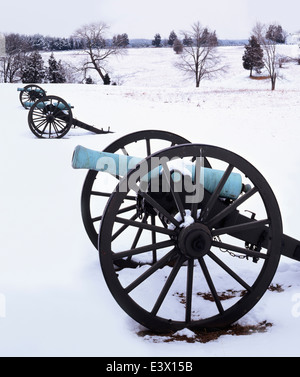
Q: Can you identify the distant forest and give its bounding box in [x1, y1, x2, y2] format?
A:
[5, 32, 248, 52]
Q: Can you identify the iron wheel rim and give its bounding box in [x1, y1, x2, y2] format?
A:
[19, 84, 46, 109]
[99, 143, 282, 331]
[28, 95, 73, 139]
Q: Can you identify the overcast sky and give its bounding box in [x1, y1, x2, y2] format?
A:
[0, 0, 299, 40]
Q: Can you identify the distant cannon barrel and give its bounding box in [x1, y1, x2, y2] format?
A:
[17, 87, 45, 94]
[24, 100, 73, 110]
[72, 145, 246, 200]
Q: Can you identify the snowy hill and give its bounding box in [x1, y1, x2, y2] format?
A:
[1, 45, 300, 357]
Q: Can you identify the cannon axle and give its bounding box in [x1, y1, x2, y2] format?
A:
[178, 222, 213, 259]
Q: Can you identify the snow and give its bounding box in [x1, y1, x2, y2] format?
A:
[1, 45, 300, 357]
[168, 210, 201, 230]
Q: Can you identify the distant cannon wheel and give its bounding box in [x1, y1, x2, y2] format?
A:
[98, 144, 282, 331]
[19, 84, 46, 109]
[28, 95, 73, 139]
[81, 130, 196, 268]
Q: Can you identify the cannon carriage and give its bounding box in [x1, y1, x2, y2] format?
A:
[17, 86, 112, 138]
[72, 130, 300, 333]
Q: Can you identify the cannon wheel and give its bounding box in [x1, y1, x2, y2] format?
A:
[81, 130, 199, 268]
[98, 144, 282, 331]
[19, 84, 46, 109]
[28, 95, 73, 139]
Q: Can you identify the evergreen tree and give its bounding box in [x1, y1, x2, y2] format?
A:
[112, 33, 129, 47]
[152, 33, 162, 47]
[103, 73, 111, 85]
[85, 76, 94, 84]
[242, 36, 264, 77]
[47, 52, 66, 83]
[182, 34, 193, 46]
[168, 31, 177, 46]
[21, 51, 45, 83]
[197, 28, 218, 47]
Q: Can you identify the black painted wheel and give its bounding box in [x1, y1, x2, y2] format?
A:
[28, 95, 73, 139]
[99, 144, 282, 331]
[19, 84, 46, 109]
[81, 131, 192, 259]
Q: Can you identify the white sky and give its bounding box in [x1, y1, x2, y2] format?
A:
[0, 0, 299, 39]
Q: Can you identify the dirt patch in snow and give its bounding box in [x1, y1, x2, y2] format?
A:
[250, 75, 271, 80]
[138, 284, 284, 343]
[138, 321, 273, 343]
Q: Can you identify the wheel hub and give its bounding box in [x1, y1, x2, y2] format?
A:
[178, 222, 212, 258]
[46, 114, 55, 123]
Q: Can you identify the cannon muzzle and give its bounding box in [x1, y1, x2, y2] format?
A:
[72, 145, 246, 200]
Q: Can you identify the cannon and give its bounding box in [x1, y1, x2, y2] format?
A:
[27, 95, 112, 138]
[17, 85, 47, 109]
[18, 86, 112, 138]
[72, 130, 300, 333]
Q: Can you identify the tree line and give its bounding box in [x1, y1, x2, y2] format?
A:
[3, 32, 130, 52]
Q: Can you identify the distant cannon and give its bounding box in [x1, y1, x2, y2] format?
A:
[17, 86, 112, 138]
[17, 85, 47, 109]
[72, 130, 300, 333]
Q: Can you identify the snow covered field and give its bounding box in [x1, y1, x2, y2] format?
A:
[1, 45, 300, 357]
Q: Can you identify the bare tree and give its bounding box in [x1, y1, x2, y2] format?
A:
[74, 22, 126, 84]
[252, 22, 279, 90]
[175, 22, 225, 88]
[0, 33, 29, 83]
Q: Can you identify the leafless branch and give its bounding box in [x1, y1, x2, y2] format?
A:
[73, 22, 127, 84]
[175, 22, 226, 88]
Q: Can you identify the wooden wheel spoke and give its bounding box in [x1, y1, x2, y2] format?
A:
[151, 255, 186, 315]
[146, 138, 151, 156]
[51, 125, 59, 137]
[212, 218, 270, 237]
[207, 251, 253, 292]
[200, 164, 234, 222]
[191, 151, 203, 220]
[212, 240, 268, 260]
[139, 191, 181, 228]
[114, 216, 175, 236]
[207, 187, 258, 228]
[130, 214, 148, 250]
[111, 213, 139, 241]
[198, 257, 224, 314]
[185, 259, 194, 323]
[161, 161, 186, 221]
[112, 239, 175, 261]
[124, 249, 177, 293]
[34, 119, 48, 129]
[90, 190, 135, 201]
